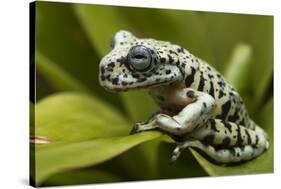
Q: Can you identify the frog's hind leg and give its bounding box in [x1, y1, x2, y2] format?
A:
[170, 119, 269, 163]
[170, 137, 269, 164]
[189, 119, 269, 149]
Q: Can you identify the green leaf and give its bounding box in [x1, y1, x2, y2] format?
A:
[35, 92, 129, 142]
[94, 137, 165, 180]
[74, 4, 132, 56]
[189, 97, 273, 176]
[34, 92, 161, 185]
[35, 131, 162, 185]
[250, 16, 273, 105]
[224, 44, 252, 95]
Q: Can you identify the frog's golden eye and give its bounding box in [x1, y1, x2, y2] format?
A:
[127, 45, 152, 72]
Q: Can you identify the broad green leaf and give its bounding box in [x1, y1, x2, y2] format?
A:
[225, 44, 252, 95]
[34, 92, 160, 184]
[189, 97, 273, 176]
[118, 93, 160, 178]
[36, 51, 91, 93]
[94, 137, 165, 180]
[43, 168, 123, 186]
[35, 131, 162, 185]
[35, 92, 129, 142]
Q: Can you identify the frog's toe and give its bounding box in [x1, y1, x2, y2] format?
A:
[169, 153, 179, 164]
[169, 143, 185, 164]
[129, 123, 140, 135]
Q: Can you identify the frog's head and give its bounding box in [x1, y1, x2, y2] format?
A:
[99, 30, 184, 92]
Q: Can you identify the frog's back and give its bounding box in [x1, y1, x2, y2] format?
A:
[182, 57, 255, 129]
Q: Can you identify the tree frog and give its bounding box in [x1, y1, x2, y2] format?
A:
[99, 30, 269, 164]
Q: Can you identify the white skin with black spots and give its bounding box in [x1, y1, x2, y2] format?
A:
[99, 30, 269, 164]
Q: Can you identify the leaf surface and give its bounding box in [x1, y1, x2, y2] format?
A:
[35, 131, 162, 184]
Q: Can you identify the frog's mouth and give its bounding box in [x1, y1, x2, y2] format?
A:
[102, 78, 175, 92]
[99, 67, 183, 92]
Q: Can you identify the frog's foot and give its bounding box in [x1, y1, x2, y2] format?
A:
[129, 119, 158, 135]
[169, 140, 201, 163]
[129, 123, 140, 135]
[130, 122, 148, 135]
[169, 142, 186, 163]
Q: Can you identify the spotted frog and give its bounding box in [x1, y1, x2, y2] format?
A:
[99, 30, 269, 164]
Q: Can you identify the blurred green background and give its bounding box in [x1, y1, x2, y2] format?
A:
[32, 1, 273, 187]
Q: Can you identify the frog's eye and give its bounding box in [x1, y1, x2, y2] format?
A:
[127, 45, 152, 72]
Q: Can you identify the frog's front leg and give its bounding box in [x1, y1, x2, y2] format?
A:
[130, 117, 158, 134]
[130, 89, 216, 135]
[155, 90, 216, 135]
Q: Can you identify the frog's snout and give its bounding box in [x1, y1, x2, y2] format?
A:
[98, 56, 129, 92]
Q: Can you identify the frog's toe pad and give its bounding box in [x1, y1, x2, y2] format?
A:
[169, 144, 185, 163]
[169, 154, 179, 164]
